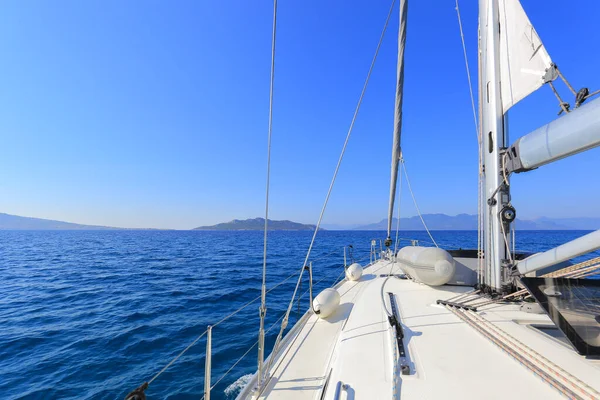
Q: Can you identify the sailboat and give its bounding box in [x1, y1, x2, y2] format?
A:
[126, 0, 600, 399]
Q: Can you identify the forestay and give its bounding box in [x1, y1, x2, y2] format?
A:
[498, 0, 552, 112]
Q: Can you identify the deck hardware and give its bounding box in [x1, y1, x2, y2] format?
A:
[379, 273, 405, 278]
[124, 382, 148, 400]
[344, 245, 354, 267]
[387, 293, 410, 373]
[436, 299, 478, 312]
[319, 369, 333, 400]
[204, 325, 212, 400]
[333, 381, 348, 400]
[575, 87, 589, 107]
[500, 206, 516, 223]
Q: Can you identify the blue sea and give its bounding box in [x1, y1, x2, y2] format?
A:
[1, 230, 597, 400]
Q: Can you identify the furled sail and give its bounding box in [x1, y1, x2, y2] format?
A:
[498, 0, 553, 112]
[386, 0, 408, 241]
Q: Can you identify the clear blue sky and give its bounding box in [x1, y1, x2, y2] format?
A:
[1, 0, 599, 229]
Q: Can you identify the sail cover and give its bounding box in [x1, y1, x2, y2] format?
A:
[498, 0, 553, 112]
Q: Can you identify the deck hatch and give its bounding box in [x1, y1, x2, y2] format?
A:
[521, 277, 600, 356]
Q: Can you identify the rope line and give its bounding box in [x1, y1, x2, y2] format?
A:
[148, 331, 206, 385]
[309, 247, 346, 263]
[448, 307, 588, 399]
[467, 310, 600, 399]
[446, 306, 599, 399]
[402, 160, 438, 247]
[260, 0, 398, 388]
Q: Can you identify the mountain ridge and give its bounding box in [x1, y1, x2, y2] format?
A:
[352, 213, 600, 231]
[193, 218, 318, 231]
[1, 212, 598, 231]
[0, 212, 124, 230]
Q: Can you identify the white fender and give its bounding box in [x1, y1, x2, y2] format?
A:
[396, 246, 456, 286]
[345, 262, 363, 281]
[312, 288, 340, 319]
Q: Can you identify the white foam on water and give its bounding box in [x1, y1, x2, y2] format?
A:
[224, 374, 253, 398]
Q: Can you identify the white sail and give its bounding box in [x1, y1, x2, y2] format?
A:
[498, 0, 552, 112]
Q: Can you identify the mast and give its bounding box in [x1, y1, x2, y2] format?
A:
[386, 0, 408, 246]
[479, 0, 511, 291]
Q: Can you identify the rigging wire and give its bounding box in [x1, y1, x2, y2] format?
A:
[258, 0, 279, 388]
[402, 160, 438, 247]
[260, 0, 398, 388]
[455, 0, 479, 139]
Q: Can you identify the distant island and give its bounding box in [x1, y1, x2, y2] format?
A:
[0, 212, 124, 230]
[1, 212, 599, 231]
[194, 218, 318, 231]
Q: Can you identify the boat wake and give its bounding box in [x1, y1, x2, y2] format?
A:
[224, 374, 253, 398]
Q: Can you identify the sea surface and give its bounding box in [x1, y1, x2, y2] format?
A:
[1, 229, 597, 400]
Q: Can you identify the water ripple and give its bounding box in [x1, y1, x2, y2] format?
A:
[0, 229, 596, 399]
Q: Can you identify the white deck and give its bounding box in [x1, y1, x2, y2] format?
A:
[238, 259, 600, 400]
